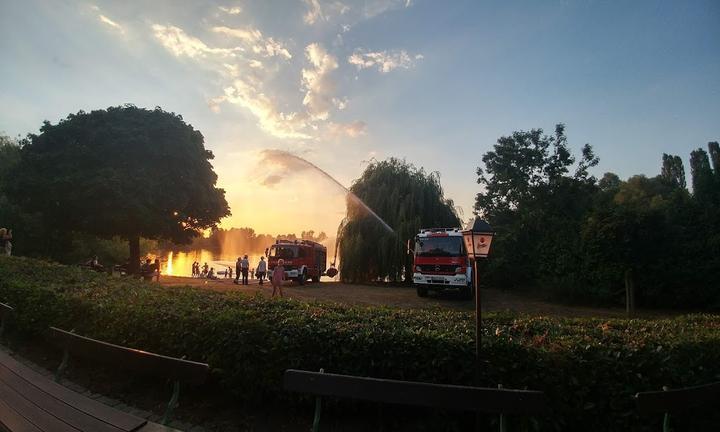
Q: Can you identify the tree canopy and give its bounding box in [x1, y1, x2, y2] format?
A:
[475, 125, 719, 308]
[7, 106, 230, 272]
[339, 158, 459, 283]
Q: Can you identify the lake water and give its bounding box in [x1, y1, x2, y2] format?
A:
[157, 249, 264, 277]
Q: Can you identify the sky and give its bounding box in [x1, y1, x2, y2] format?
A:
[1, 0, 719, 237]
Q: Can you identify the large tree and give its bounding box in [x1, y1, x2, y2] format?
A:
[339, 158, 460, 283]
[474, 124, 599, 291]
[8, 106, 230, 273]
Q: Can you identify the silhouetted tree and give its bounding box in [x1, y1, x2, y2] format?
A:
[8, 106, 230, 273]
[661, 153, 686, 189]
[339, 158, 459, 283]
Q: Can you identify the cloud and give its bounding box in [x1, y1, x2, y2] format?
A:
[327, 120, 367, 138]
[303, 0, 350, 25]
[348, 49, 422, 73]
[303, 0, 324, 24]
[212, 80, 312, 139]
[152, 23, 363, 141]
[98, 14, 124, 32]
[212, 26, 291, 59]
[219, 6, 242, 15]
[302, 43, 338, 121]
[152, 24, 242, 58]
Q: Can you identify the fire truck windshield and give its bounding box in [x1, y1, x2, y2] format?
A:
[415, 236, 464, 257]
[270, 245, 298, 259]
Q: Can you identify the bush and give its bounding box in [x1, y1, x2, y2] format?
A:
[0, 256, 718, 431]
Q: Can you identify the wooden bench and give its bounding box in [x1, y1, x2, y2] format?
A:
[0, 302, 13, 340]
[284, 369, 546, 431]
[49, 327, 209, 425]
[635, 381, 720, 431]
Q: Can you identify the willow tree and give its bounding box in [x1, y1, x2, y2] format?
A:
[7, 106, 230, 273]
[338, 158, 459, 283]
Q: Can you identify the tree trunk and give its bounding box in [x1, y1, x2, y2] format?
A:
[128, 234, 140, 275]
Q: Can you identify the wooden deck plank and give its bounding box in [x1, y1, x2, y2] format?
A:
[0, 364, 123, 432]
[0, 398, 42, 432]
[0, 351, 145, 432]
[0, 379, 79, 432]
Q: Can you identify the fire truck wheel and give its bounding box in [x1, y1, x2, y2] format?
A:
[416, 286, 428, 297]
[297, 269, 307, 285]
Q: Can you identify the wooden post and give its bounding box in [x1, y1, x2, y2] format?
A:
[625, 269, 635, 317]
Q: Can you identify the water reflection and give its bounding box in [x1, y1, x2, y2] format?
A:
[159, 249, 264, 277]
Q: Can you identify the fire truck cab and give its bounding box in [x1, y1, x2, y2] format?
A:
[267, 239, 327, 285]
[411, 227, 474, 299]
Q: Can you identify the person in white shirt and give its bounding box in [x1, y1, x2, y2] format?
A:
[256, 256, 267, 285]
[241, 255, 250, 285]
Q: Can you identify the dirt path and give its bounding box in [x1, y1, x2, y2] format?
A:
[157, 275, 653, 318]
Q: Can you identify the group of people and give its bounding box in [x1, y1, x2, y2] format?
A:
[187, 255, 286, 297]
[0, 228, 12, 256]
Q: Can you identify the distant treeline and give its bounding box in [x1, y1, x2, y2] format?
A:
[475, 125, 720, 308]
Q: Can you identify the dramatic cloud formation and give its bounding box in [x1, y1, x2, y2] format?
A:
[212, 26, 292, 59]
[148, 2, 420, 141]
[348, 49, 423, 73]
[302, 43, 339, 121]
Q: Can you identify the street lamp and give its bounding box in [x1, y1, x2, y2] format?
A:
[461, 218, 494, 388]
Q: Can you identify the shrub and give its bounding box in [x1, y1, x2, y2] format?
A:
[0, 256, 718, 431]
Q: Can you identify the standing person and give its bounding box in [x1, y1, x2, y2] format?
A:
[256, 256, 267, 285]
[202, 262, 209, 278]
[241, 255, 250, 285]
[154, 258, 161, 282]
[271, 259, 285, 298]
[235, 257, 242, 284]
[228, 266, 233, 280]
[191, 261, 197, 278]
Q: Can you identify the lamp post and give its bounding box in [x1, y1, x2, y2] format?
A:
[461, 218, 494, 382]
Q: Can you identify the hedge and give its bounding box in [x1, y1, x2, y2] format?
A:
[0, 256, 718, 431]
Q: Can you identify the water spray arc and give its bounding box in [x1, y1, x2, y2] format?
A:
[265, 150, 396, 236]
[262, 150, 397, 278]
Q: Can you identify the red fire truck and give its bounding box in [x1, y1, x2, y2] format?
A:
[410, 227, 474, 299]
[266, 239, 327, 285]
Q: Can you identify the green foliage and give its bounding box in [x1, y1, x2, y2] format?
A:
[339, 158, 459, 283]
[5, 106, 230, 271]
[0, 257, 718, 431]
[476, 126, 720, 308]
[475, 125, 600, 292]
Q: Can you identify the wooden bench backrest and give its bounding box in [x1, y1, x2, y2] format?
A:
[636, 381, 720, 414]
[284, 369, 546, 415]
[49, 327, 208, 384]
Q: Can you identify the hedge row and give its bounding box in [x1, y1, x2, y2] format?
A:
[0, 256, 718, 431]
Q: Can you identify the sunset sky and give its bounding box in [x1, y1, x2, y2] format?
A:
[1, 0, 718, 237]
